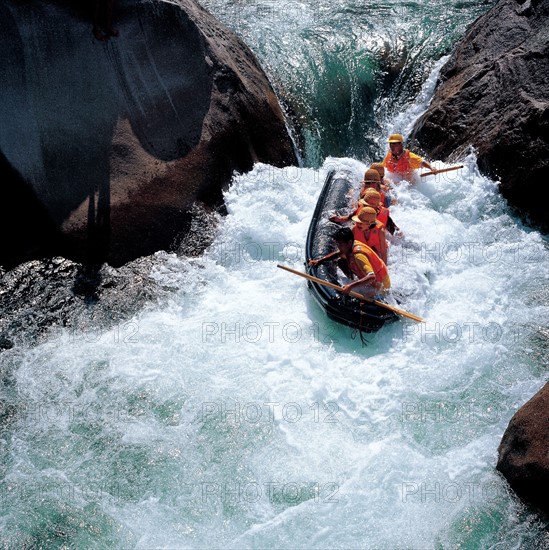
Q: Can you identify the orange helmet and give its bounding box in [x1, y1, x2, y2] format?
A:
[359, 189, 381, 208]
[369, 162, 385, 178]
[362, 169, 381, 183]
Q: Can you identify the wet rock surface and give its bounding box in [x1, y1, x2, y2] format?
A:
[497, 381, 549, 518]
[0, 0, 297, 269]
[411, 0, 549, 232]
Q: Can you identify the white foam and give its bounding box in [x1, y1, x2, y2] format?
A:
[5, 150, 549, 546]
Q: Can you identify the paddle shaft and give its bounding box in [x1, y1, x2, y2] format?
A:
[277, 264, 424, 323]
[420, 165, 464, 177]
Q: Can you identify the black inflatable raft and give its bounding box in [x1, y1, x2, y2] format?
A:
[305, 169, 399, 333]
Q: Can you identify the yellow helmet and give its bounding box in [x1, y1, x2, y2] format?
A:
[388, 133, 403, 143]
[352, 206, 377, 225]
[369, 162, 385, 177]
[362, 168, 381, 183]
[359, 189, 381, 207]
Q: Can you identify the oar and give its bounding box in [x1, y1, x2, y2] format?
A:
[420, 165, 464, 178]
[277, 264, 424, 323]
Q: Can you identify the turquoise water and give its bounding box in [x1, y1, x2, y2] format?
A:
[200, 0, 494, 165]
[2, 0, 549, 548]
[3, 151, 549, 547]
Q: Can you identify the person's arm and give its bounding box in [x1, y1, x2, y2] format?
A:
[379, 227, 388, 265]
[329, 213, 351, 223]
[341, 272, 376, 294]
[386, 215, 404, 238]
[386, 216, 395, 235]
[410, 151, 437, 174]
[340, 252, 376, 293]
[308, 249, 341, 267]
[421, 159, 437, 172]
[330, 202, 361, 223]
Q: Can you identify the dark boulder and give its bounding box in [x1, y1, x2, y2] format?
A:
[0, 253, 185, 349]
[0, 0, 297, 269]
[410, 0, 549, 231]
[496, 381, 549, 517]
[411, 0, 549, 514]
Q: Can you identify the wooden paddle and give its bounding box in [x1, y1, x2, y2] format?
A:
[277, 264, 424, 323]
[420, 165, 464, 178]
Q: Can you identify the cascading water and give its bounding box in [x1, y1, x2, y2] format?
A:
[199, 0, 495, 165]
[2, 0, 549, 547]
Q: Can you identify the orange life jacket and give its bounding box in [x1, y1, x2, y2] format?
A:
[352, 220, 384, 258]
[383, 149, 412, 176]
[380, 189, 388, 207]
[361, 185, 387, 207]
[348, 241, 388, 283]
[377, 206, 389, 227]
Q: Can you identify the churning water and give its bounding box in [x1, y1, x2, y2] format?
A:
[2, 0, 549, 547]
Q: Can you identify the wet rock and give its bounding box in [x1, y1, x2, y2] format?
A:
[410, 0, 549, 231]
[497, 381, 549, 517]
[0, 252, 185, 349]
[0, 0, 297, 270]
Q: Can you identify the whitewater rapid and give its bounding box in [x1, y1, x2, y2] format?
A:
[3, 142, 549, 546]
[3, 2, 549, 544]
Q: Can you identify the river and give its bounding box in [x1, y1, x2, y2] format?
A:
[2, 0, 549, 547]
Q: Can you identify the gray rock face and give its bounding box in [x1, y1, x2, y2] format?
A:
[496, 382, 549, 517]
[0, 252, 189, 350]
[410, 0, 549, 231]
[0, 0, 297, 269]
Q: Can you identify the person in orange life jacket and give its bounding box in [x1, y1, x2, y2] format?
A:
[329, 168, 390, 224]
[351, 206, 388, 265]
[328, 168, 384, 224]
[382, 133, 437, 182]
[358, 189, 402, 238]
[308, 227, 390, 296]
[359, 189, 389, 226]
[359, 168, 386, 200]
[369, 161, 396, 206]
[369, 162, 391, 188]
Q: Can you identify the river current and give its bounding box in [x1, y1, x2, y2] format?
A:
[2, 0, 549, 547]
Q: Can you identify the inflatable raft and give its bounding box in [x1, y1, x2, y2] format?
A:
[304, 169, 399, 333]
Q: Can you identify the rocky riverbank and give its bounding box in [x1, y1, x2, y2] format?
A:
[411, 0, 549, 519]
[411, 0, 549, 233]
[0, 0, 297, 270]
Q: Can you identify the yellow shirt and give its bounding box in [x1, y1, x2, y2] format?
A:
[350, 245, 391, 290]
[353, 250, 374, 278]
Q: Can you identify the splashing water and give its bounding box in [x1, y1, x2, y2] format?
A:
[199, 0, 495, 165]
[2, 144, 549, 547]
[2, 0, 549, 547]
